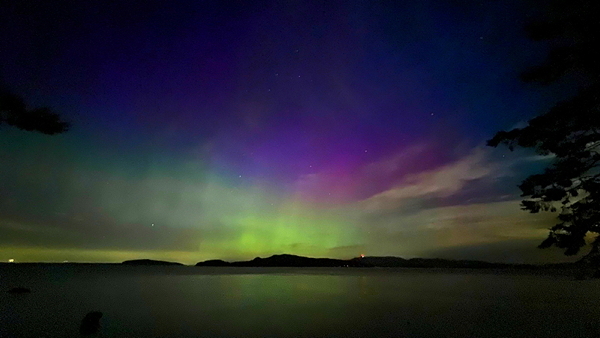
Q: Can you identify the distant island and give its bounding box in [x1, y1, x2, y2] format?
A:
[122, 259, 183, 266]
[1, 255, 577, 269]
[194, 254, 564, 269]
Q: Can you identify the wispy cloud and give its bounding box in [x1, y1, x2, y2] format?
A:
[293, 144, 434, 202]
[361, 144, 429, 176]
[360, 147, 500, 211]
[354, 199, 559, 260]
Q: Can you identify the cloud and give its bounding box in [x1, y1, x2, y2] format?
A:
[350, 199, 563, 261]
[522, 153, 556, 162]
[361, 199, 554, 235]
[427, 239, 578, 264]
[361, 144, 428, 176]
[292, 144, 434, 202]
[292, 142, 549, 209]
[360, 147, 500, 211]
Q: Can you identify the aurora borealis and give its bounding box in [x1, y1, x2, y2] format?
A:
[0, 1, 578, 264]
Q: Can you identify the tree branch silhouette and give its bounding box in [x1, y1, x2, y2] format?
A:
[0, 88, 69, 135]
[488, 0, 600, 257]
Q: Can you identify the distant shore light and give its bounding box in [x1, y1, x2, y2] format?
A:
[360, 254, 365, 258]
[8, 258, 14, 263]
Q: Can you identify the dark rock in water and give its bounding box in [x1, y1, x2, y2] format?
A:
[80, 311, 103, 336]
[7, 287, 30, 294]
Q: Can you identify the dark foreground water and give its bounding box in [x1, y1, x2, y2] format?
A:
[0, 265, 598, 338]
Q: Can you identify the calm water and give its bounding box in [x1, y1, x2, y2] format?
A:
[1, 265, 599, 337]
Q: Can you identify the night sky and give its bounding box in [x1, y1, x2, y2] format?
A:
[0, 0, 578, 264]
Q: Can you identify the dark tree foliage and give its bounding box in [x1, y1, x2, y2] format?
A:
[488, 0, 600, 256]
[0, 88, 69, 135]
[519, 0, 600, 85]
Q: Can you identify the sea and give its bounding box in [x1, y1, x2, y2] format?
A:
[0, 265, 598, 338]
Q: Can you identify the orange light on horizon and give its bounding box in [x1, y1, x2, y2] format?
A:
[360, 254, 365, 258]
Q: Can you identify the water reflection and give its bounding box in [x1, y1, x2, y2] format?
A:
[1, 267, 599, 337]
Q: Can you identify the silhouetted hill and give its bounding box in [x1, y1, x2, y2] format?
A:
[359, 256, 407, 267]
[122, 259, 183, 266]
[234, 254, 366, 267]
[196, 254, 368, 267]
[195, 254, 537, 269]
[196, 259, 231, 266]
